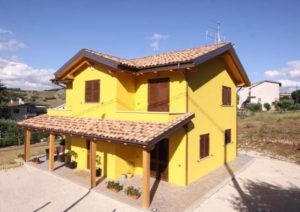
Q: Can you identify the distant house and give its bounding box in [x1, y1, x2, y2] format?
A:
[6, 99, 47, 120]
[280, 92, 291, 99]
[238, 80, 281, 110]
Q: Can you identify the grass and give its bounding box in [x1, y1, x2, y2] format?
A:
[238, 111, 300, 164]
[0, 144, 47, 166]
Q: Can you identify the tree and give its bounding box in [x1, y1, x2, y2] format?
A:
[247, 103, 262, 112]
[263, 103, 271, 111]
[0, 81, 9, 118]
[291, 89, 300, 104]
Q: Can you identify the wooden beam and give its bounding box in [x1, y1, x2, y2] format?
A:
[142, 149, 150, 208]
[49, 132, 55, 171]
[90, 140, 97, 188]
[24, 129, 31, 162]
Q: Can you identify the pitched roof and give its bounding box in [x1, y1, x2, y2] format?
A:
[54, 42, 250, 86]
[59, 42, 229, 72]
[250, 80, 282, 88]
[17, 113, 194, 147]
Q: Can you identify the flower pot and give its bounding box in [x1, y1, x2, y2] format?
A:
[68, 161, 77, 169]
[65, 154, 71, 164]
[110, 188, 121, 193]
[96, 168, 101, 177]
[128, 194, 140, 200]
[58, 153, 65, 162]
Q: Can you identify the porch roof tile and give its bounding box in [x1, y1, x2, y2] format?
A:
[17, 113, 194, 147]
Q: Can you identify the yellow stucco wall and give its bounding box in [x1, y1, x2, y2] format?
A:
[187, 58, 237, 184]
[49, 57, 237, 186]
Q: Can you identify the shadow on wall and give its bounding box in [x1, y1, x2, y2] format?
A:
[229, 179, 300, 212]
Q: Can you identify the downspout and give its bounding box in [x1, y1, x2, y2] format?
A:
[184, 69, 189, 186]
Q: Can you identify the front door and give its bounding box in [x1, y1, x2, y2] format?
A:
[148, 78, 170, 112]
[86, 140, 90, 169]
[150, 139, 169, 181]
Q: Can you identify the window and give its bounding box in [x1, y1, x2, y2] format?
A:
[225, 129, 231, 145]
[85, 80, 100, 103]
[222, 86, 231, 106]
[200, 134, 209, 159]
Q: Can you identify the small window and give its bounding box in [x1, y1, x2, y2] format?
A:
[200, 134, 210, 159]
[85, 80, 100, 103]
[222, 86, 231, 106]
[225, 129, 231, 144]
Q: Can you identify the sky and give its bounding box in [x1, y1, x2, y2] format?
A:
[0, 0, 300, 91]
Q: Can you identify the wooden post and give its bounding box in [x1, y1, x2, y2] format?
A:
[142, 149, 150, 208]
[24, 129, 31, 162]
[49, 132, 55, 171]
[90, 140, 97, 188]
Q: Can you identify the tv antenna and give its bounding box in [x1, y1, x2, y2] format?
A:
[206, 21, 226, 44]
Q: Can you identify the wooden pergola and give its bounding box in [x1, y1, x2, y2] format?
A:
[24, 128, 151, 208]
[19, 113, 194, 208]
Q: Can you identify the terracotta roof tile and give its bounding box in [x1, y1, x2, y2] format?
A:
[17, 113, 194, 146]
[84, 42, 229, 70]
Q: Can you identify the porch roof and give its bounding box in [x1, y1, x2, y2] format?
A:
[17, 113, 194, 148]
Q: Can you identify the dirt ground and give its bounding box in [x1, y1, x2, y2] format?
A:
[238, 111, 300, 164]
[0, 143, 48, 166]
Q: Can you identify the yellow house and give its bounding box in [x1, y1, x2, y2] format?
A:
[18, 42, 250, 208]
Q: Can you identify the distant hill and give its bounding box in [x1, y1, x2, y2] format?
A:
[7, 88, 65, 108]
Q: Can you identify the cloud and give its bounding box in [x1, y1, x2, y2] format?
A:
[264, 60, 300, 90]
[0, 28, 26, 51]
[0, 57, 56, 90]
[150, 33, 170, 51]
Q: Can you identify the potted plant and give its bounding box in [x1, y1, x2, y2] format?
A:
[65, 150, 78, 169]
[56, 146, 65, 162]
[96, 155, 102, 177]
[124, 186, 141, 200]
[31, 157, 41, 164]
[126, 161, 135, 178]
[106, 180, 123, 193]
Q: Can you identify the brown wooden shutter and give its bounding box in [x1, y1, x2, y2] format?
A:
[222, 86, 231, 105]
[93, 80, 100, 102]
[227, 87, 231, 105]
[85, 80, 100, 103]
[200, 134, 209, 159]
[148, 78, 170, 112]
[225, 129, 231, 144]
[85, 81, 92, 102]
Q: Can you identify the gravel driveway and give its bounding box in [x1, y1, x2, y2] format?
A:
[195, 153, 300, 211]
[0, 166, 140, 212]
[0, 153, 299, 212]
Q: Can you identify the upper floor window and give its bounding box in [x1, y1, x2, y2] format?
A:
[222, 86, 231, 106]
[85, 80, 100, 103]
[225, 129, 231, 145]
[200, 133, 210, 159]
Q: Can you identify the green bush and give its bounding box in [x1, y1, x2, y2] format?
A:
[291, 89, 300, 104]
[0, 119, 48, 147]
[263, 103, 271, 111]
[274, 99, 294, 111]
[247, 103, 262, 112]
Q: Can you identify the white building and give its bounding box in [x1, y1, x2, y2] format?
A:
[238, 81, 281, 110]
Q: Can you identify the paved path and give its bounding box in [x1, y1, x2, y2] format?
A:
[0, 153, 299, 212]
[195, 153, 300, 212]
[0, 166, 140, 212]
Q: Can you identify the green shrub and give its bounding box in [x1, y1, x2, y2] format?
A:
[291, 89, 300, 104]
[274, 99, 294, 111]
[263, 103, 271, 111]
[0, 119, 48, 147]
[247, 103, 262, 112]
